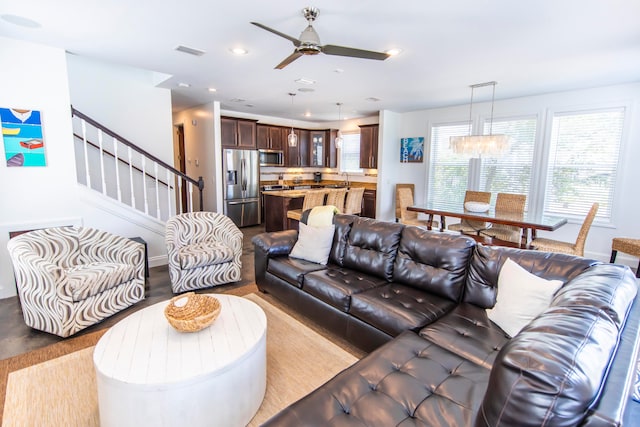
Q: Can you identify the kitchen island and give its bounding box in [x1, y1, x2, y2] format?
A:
[262, 184, 376, 232]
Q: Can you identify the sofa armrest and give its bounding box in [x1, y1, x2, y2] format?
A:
[252, 230, 298, 257]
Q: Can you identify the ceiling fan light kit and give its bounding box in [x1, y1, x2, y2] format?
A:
[251, 7, 390, 69]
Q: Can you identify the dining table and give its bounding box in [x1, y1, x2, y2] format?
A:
[407, 202, 568, 248]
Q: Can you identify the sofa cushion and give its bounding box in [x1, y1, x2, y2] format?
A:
[342, 217, 403, 281]
[267, 257, 326, 288]
[67, 262, 136, 302]
[303, 267, 387, 312]
[178, 241, 234, 269]
[393, 227, 475, 301]
[262, 331, 490, 427]
[350, 283, 456, 336]
[419, 304, 509, 370]
[464, 244, 597, 308]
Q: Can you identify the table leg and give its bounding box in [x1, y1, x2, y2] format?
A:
[440, 215, 446, 232]
[428, 214, 434, 230]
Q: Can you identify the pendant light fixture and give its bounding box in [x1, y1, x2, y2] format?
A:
[449, 81, 511, 158]
[335, 102, 344, 149]
[287, 93, 298, 147]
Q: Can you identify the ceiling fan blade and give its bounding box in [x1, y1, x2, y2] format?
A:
[275, 51, 303, 69]
[251, 22, 300, 46]
[322, 45, 389, 61]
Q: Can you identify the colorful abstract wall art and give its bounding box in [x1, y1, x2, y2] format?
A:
[1, 108, 46, 167]
[400, 137, 424, 163]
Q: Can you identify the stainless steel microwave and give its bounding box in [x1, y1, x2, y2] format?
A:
[258, 149, 284, 166]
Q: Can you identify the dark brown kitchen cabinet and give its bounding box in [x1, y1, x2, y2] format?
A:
[221, 117, 257, 149]
[359, 124, 379, 169]
[257, 124, 285, 150]
[362, 189, 376, 218]
[285, 129, 310, 167]
[310, 129, 338, 167]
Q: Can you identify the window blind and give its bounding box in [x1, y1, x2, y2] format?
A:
[428, 123, 470, 209]
[544, 108, 624, 220]
[340, 133, 362, 173]
[480, 117, 537, 207]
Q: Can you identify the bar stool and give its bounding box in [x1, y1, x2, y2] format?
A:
[610, 237, 640, 278]
[325, 188, 347, 213]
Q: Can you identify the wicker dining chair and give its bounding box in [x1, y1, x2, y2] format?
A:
[395, 183, 415, 221]
[531, 202, 599, 257]
[396, 187, 436, 229]
[448, 190, 492, 235]
[325, 188, 348, 213]
[480, 193, 527, 244]
[610, 237, 640, 278]
[286, 190, 327, 222]
[343, 187, 365, 215]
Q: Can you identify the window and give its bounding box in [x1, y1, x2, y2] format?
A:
[479, 117, 537, 205]
[339, 132, 363, 173]
[544, 108, 624, 220]
[427, 123, 470, 210]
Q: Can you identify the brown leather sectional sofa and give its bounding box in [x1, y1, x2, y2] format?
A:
[252, 215, 640, 426]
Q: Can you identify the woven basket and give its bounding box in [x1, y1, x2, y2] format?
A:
[164, 292, 221, 333]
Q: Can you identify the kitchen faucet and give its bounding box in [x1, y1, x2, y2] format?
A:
[342, 172, 350, 187]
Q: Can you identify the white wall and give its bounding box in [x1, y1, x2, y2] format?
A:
[0, 38, 177, 299]
[66, 54, 174, 165]
[0, 37, 81, 298]
[378, 83, 640, 265]
[172, 102, 219, 212]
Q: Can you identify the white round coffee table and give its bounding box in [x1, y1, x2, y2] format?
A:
[93, 294, 267, 427]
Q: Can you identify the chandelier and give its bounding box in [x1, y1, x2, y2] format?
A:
[449, 81, 511, 157]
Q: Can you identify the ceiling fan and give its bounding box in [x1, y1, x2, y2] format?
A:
[251, 7, 390, 69]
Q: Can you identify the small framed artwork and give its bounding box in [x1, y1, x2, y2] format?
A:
[1, 108, 46, 167]
[400, 137, 424, 163]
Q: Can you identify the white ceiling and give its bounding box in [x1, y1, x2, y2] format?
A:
[1, 0, 639, 122]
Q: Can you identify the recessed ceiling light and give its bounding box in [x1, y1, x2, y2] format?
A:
[175, 45, 206, 56]
[178, 82, 190, 88]
[297, 87, 314, 93]
[385, 48, 403, 57]
[366, 97, 381, 102]
[245, 104, 254, 108]
[1, 14, 41, 28]
[304, 112, 311, 117]
[208, 87, 217, 93]
[230, 98, 246, 103]
[230, 47, 248, 55]
[333, 68, 344, 73]
[295, 78, 316, 85]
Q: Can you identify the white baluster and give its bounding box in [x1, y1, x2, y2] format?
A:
[154, 162, 161, 219]
[81, 120, 91, 188]
[189, 182, 194, 212]
[177, 177, 184, 214]
[142, 157, 149, 215]
[166, 169, 172, 219]
[114, 139, 122, 202]
[128, 147, 136, 209]
[98, 129, 106, 195]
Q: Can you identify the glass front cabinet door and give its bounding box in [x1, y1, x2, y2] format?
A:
[311, 131, 324, 166]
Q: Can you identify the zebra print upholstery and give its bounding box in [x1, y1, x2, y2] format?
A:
[7, 226, 145, 338]
[165, 212, 243, 294]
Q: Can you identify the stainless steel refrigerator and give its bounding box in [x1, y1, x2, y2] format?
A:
[223, 149, 260, 227]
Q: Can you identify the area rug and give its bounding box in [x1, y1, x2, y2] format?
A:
[1, 293, 360, 426]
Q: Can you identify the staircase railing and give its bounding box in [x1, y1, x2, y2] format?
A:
[71, 107, 204, 222]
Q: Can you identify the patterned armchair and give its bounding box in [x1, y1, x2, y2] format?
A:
[7, 227, 145, 337]
[165, 212, 243, 294]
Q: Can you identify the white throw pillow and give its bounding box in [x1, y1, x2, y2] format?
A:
[289, 222, 335, 265]
[486, 258, 563, 337]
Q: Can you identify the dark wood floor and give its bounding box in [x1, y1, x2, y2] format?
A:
[0, 225, 266, 360]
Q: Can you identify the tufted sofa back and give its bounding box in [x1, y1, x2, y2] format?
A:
[463, 244, 597, 308]
[392, 226, 475, 301]
[341, 216, 403, 281]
